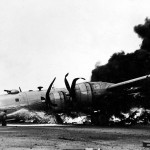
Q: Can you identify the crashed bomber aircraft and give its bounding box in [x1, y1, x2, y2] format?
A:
[0, 73, 150, 125]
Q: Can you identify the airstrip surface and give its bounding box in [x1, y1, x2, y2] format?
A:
[0, 124, 150, 150]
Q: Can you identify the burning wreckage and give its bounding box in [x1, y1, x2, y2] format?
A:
[0, 73, 150, 126]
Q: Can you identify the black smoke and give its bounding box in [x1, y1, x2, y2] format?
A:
[91, 18, 150, 83]
[134, 18, 150, 51]
[91, 18, 150, 124]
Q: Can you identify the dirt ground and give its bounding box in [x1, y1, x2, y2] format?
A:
[0, 124, 150, 150]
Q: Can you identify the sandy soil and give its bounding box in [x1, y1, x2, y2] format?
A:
[0, 124, 150, 150]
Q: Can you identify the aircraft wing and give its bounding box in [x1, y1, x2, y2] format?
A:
[107, 74, 150, 92]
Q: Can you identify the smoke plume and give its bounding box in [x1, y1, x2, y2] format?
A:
[134, 18, 150, 51]
[90, 18, 150, 121]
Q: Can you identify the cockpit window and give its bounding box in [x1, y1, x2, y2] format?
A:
[41, 97, 45, 102]
[15, 98, 19, 102]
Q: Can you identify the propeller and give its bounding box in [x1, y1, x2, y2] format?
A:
[64, 73, 85, 101]
[45, 77, 57, 109]
[64, 73, 71, 93]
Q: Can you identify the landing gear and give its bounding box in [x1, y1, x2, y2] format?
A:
[55, 114, 63, 124]
[1, 110, 7, 126]
[91, 111, 109, 126]
[47, 111, 63, 124]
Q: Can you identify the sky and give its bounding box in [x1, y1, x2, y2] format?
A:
[0, 0, 150, 93]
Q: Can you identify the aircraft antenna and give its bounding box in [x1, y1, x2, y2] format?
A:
[19, 87, 22, 92]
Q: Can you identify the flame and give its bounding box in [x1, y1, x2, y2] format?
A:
[7, 108, 57, 123]
[6, 109, 91, 124]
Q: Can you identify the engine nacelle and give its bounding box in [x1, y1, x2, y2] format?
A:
[75, 82, 92, 106]
[74, 82, 113, 108]
[50, 91, 67, 112]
